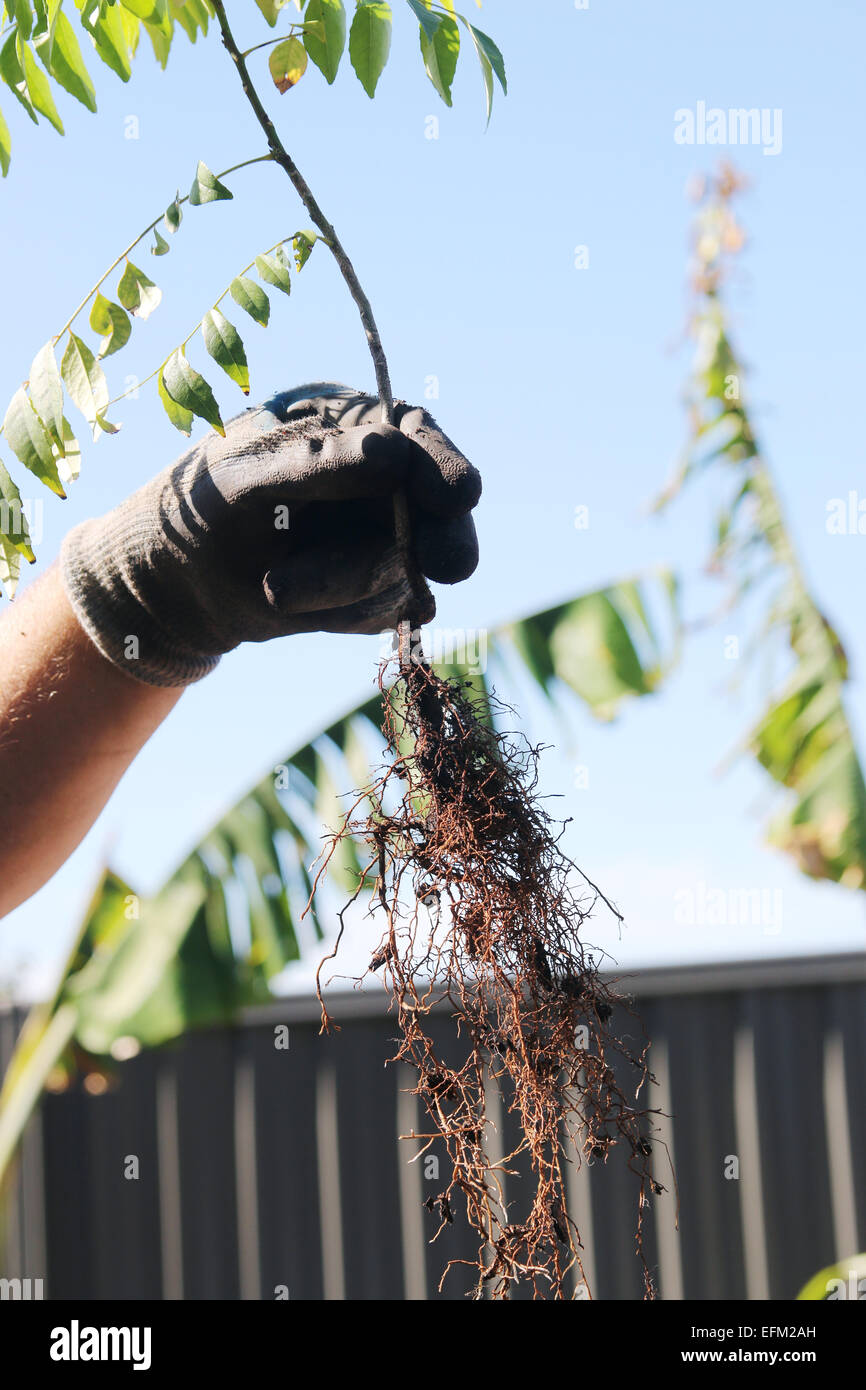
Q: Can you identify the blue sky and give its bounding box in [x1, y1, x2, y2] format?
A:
[1, 0, 865, 998]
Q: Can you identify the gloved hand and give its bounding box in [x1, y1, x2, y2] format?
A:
[60, 383, 481, 687]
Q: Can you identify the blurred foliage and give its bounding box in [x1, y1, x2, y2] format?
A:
[657, 166, 866, 891]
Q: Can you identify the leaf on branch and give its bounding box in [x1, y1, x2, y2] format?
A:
[0, 527, 21, 597]
[86, 2, 133, 83]
[254, 0, 288, 26]
[255, 248, 291, 296]
[303, 0, 347, 85]
[468, 24, 506, 94]
[189, 159, 233, 205]
[54, 417, 81, 485]
[61, 333, 110, 441]
[18, 36, 64, 133]
[10, 1, 33, 42]
[151, 225, 170, 255]
[420, 12, 458, 106]
[164, 195, 182, 232]
[28, 342, 65, 453]
[170, 0, 211, 42]
[34, 12, 98, 114]
[0, 32, 38, 124]
[268, 36, 308, 93]
[0, 105, 10, 176]
[158, 366, 193, 436]
[3, 387, 66, 497]
[405, 0, 442, 43]
[349, 1, 392, 99]
[0, 456, 35, 562]
[291, 229, 317, 271]
[230, 275, 271, 327]
[465, 22, 506, 123]
[162, 349, 225, 436]
[117, 260, 162, 319]
[202, 309, 250, 395]
[89, 294, 132, 358]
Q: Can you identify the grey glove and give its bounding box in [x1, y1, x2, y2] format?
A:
[60, 383, 481, 687]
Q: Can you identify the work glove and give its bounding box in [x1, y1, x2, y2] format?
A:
[60, 383, 481, 687]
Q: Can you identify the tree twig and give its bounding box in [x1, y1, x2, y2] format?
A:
[211, 2, 423, 668]
[211, 2, 394, 425]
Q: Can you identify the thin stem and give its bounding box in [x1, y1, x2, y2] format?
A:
[50, 154, 275, 348]
[241, 29, 307, 59]
[211, 3, 394, 426]
[210, 2, 422, 664]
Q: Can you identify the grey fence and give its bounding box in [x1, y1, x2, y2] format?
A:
[2, 951, 865, 1300]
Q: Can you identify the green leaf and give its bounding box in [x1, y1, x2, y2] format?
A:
[87, 2, 133, 83]
[162, 349, 225, 436]
[548, 593, 654, 718]
[201, 309, 250, 396]
[34, 12, 97, 113]
[3, 388, 66, 497]
[0, 456, 35, 561]
[28, 341, 64, 452]
[0, 32, 37, 124]
[0, 104, 10, 176]
[89, 293, 132, 358]
[170, 0, 210, 41]
[54, 416, 81, 485]
[164, 195, 182, 232]
[11, 1, 33, 41]
[117, 260, 162, 319]
[189, 159, 233, 205]
[255, 248, 291, 296]
[18, 37, 64, 133]
[158, 367, 193, 435]
[405, 0, 441, 42]
[229, 275, 270, 327]
[466, 23, 494, 123]
[420, 12, 458, 106]
[303, 0, 346, 84]
[291, 229, 317, 271]
[349, 1, 392, 98]
[254, 0, 286, 25]
[151, 225, 170, 255]
[268, 36, 307, 93]
[0, 530, 21, 599]
[60, 332, 109, 439]
[467, 22, 506, 94]
[119, 0, 162, 21]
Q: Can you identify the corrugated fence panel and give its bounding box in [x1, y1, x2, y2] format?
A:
[649, 992, 746, 1301]
[2, 953, 865, 1300]
[249, 1019, 324, 1302]
[749, 987, 837, 1299]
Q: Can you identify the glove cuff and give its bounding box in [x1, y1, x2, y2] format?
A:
[60, 520, 222, 688]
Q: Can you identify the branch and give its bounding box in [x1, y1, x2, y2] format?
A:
[211, 2, 394, 425]
[50, 154, 275, 349]
[211, 2, 422, 665]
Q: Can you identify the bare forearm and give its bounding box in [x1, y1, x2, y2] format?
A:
[0, 564, 181, 916]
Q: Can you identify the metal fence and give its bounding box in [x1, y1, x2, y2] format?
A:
[2, 951, 865, 1300]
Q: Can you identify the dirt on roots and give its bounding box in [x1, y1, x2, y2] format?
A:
[312, 660, 666, 1299]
